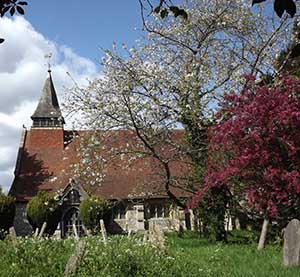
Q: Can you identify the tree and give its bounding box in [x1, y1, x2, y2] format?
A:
[26, 191, 61, 235]
[141, 0, 298, 20]
[68, 0, 290, 240]
[0, 0, 27, 43]
[0, 187, 15, 236]
[195, 76, 300, 249]
[79, 196, 109, 234]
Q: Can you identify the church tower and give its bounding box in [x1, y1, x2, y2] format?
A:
[31, 70, 65, 128]
[29, 70, 65, 150]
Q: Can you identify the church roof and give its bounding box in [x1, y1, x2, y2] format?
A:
[9, 129, 194, 202]
[31, 71, 63, 119]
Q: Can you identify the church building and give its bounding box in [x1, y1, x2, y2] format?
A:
[9, 70, 192, 237]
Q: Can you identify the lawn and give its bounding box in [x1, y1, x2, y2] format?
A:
[0, 233, 300, 276]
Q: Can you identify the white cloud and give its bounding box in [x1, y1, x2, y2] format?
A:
[0, 16, 100, 193]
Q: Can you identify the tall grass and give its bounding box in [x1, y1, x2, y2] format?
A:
[0, 233, 299, 276]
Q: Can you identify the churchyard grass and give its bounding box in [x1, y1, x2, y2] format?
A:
[0, 233, 300, 276]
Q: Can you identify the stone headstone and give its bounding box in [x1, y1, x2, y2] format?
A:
[64, 240, 86, 275]
[100, 219, 107, 244]
[33, 228, 39, 238]
[148, 224, 165, 248]
[283, 219, 300, 267]
[38, 222, 47, 238]
[52, 230, 61, 240]
[143, 231, 149, 242]
[72, 224, 79, 241]
[9, 227, 17, 246]
[82, 225, 90, 237]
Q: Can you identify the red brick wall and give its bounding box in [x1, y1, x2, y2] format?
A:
[27, 128, 64, 150]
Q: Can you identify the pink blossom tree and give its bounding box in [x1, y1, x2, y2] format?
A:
[192, 76, 300, 249]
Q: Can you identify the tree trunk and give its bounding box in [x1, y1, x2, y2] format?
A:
[257, 216, 269, 250]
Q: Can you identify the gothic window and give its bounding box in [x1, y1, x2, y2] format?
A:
[113, 205, 126, 219]
[147, 204, 169, 219]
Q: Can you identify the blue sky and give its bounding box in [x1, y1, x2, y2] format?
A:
[0, 1, 290, 192]
[0, 1, 147, 192]
[24, 0, 143, 61]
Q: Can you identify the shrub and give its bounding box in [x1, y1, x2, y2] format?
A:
[0, 189, 15, 237]
[79, 196, 109, 233]
[26, 191, 61, 235]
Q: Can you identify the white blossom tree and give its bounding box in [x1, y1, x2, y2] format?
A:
[67, 0, 291, 213]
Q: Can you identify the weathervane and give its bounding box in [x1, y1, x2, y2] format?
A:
[44, 53, 52, 72]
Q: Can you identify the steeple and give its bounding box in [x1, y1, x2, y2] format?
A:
[31, 70, 65, 128]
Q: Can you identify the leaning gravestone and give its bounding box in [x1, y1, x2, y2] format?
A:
[283, 219, 300, 267]
[100, 219, 108, 245]
[64, 240, 86, 275]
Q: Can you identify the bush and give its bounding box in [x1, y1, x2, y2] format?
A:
[227, 229, 259, 244]
[26, 191, 61, 235]
[79, 196, 109, 233]
[0, 189, 15, 237]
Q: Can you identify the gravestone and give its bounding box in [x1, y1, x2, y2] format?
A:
[100, 219, 108, 244]
[64, 240, 86, 275]
[9, 227, 17, 246]
[148, 224, 165, 248]
[38, 222, 47, 238]
[283, 219, 300, 267]
[72, 224, 79, 241]
[33, 228, 39, 238]
[143, 231, 149, 242]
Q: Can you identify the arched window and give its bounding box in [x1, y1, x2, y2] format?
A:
[62, 208, 83, 238]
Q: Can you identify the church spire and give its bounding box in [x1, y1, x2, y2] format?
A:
[31, 70, 65, 128]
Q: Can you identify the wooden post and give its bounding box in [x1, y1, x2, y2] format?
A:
[100, 219, 107, 244]
[64, 240, 86, 275]
[38, 222, 47, 238]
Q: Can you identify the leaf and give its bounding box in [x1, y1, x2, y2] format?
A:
[285, 0, 296, 17]
[177, 9, 188, 20]
[0, 38, 4, 44]
[170, 6, 180, 17]
[153, 6, 161, 13]
[16, 5, 24, 15]
[18, 1, 28, 5]
[1, 6, 11, 17]
[290, 44, 300, 58]
[160, 9, 168, 19]
[252, 0, 266, 5]
[274, 0, 285, 18]
[9, 6, 15, 16]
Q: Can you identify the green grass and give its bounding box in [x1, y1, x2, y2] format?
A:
[0, 233, 299, 276]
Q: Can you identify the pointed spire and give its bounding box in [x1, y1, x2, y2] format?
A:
[31, 71, 65, 128]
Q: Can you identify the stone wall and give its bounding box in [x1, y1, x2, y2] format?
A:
[14, 203, 33, 236]
[108, 202, 193, 233]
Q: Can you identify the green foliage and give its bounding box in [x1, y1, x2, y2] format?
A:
[79, 196, 109, 233]
[26, 191, 61, 235]
[1, 235, 300, 276]
[0, 189, 15, 235]
[77, 236, 178, 276]
[227, 229, 259, 244]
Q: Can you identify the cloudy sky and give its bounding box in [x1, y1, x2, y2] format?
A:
[0, 1, 142, 192]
